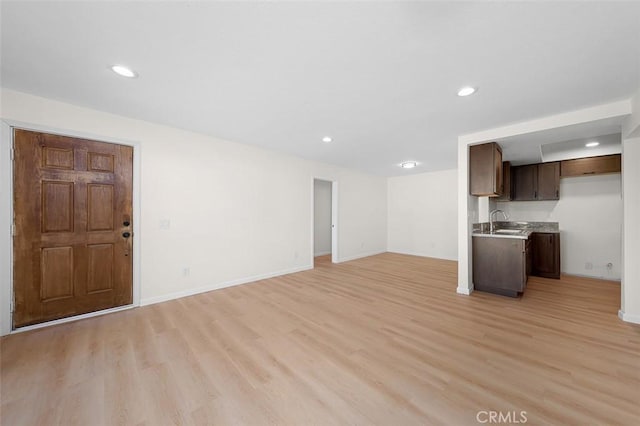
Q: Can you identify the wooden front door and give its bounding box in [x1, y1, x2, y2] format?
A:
[13, 129, 133, 328]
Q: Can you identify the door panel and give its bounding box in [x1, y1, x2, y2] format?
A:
[88, 152, 114, 172]
[87, 184, 115, 231]
[42, 181, 75, 232]
[13, 129, 133, 328]
[43, 146, 74, 169]
[41, 246, 74, 301]
[87, 244, 115, 294]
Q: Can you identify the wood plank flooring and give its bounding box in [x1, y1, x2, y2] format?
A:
[1, 253, 639, 425]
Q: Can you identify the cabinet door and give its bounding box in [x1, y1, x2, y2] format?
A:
[537, 162, 560, 200]
[473, 237, 525, 296]
[494, 146, 503, 196]
[531, 233, 560, 279]
[496, 161, 511, 201]
[561, 154, 621, 177]
[469, 142, 503, 196]
[512, 164, 537, 201]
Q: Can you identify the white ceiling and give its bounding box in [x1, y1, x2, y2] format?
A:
[1, 1, 639, 176]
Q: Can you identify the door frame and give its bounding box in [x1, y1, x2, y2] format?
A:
[0, 120, 142, 335]
[310, 177, 338, 265]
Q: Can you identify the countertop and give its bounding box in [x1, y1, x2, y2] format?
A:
[472, 229, 532, 240]
[472, 221, 559, 240]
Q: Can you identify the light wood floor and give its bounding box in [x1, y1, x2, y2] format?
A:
[1, 253, 639, 425]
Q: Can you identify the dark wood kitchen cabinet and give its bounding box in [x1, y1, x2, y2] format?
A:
[512, 164, 537, 201]
[531, 232, 560, 279]
[469, 142, 503, 197]
[496, 162, 512, 201]
[473, 236, 530, 297]
[511, 162, 560, 201]
[560, 154, 621, 177]
[537, 162, 560, 200]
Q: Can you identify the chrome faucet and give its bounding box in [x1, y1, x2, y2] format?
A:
[490, 209, 509, 233]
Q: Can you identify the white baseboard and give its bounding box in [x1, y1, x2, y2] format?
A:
[140, 264, 313, 307]
[11, 304, 136, 334]
[336, 250, 387, 263]
[618, 309, 640, 325]
[456, 286, 473, 295]
[387, 249, 457, 262]
[563, 272, 621, 282]
[314, 251, 332, 257]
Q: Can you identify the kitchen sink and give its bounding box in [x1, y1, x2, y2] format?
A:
[494, 229, 523, 234]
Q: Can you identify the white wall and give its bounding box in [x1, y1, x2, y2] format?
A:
[496, 174, 622, 280]
[621, 137, 640, 321]
[313, 179, 332, 256]
[0, 120, 11, 335]
[387, 169, 458, 260]
[337, 172, 387, 261]
[0, 89, 388, 334]
[621, 81, 640, 324]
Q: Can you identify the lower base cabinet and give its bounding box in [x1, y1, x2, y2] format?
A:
[472, 237, 530, 297]
[531, 232, 561, 279]
[473, 232, 561, 298]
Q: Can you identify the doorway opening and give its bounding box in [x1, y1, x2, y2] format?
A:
[312, 178, 337, 266]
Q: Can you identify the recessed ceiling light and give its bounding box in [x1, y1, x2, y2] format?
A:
[457, 86, 477, 97]
[322, 136, 332, 143]
[111, 65, 137, 78]
[400, 161, 418, 169]
[585, 141, 600, 148]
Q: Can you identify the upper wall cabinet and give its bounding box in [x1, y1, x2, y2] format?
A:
[496, 161, 512, 201]
[560, 154, 621, 177]
[511, 162, 560, 201]
[537, 162, 560, 200]
[469, 142, 503, 197]
[512, 164, 537, 201]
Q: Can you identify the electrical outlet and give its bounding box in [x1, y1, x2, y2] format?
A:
[606, 262, 613, 270]
[585, 262, 593, 270]
[182, 267, 190, 277]
[160, 219, 171, 230]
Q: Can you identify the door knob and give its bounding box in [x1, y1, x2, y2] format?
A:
[123, 221, 130, 226]
[122, 232, 131, 238]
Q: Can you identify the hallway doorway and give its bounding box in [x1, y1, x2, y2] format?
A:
[313, 178, 337, 266]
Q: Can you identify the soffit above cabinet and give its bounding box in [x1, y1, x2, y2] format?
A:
[497, 116, 623, 166]
[540, 133, 621, 162]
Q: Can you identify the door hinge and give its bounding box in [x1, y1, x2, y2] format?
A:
[10, 148, 14, 161]
[12, 223, 16, 236]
